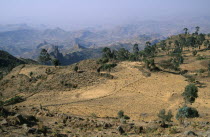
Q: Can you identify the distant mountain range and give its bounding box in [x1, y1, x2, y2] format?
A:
[0, 16, 210, 65]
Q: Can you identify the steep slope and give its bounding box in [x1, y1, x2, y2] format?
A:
[0, 50, 25, 74]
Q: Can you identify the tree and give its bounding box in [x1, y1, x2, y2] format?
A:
[144, 45, 156, 57]
[146, 41, 151, 46]
[182, 84, 198, 104]
[183, 28, 188, 35]
[195, 26, 200, 35]
[102, 47, 112, 59]
[203, 40, 210, 49]
[116, 48, 129, 61]
[52, 58, 60, 67]
[38, 49, 51, 64]
[133, 44, 139, 55]
[186, 36, 196, 49]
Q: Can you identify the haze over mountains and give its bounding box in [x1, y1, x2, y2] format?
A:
[0, 16, 210, 64]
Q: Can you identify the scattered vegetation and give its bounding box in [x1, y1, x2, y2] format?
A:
[157, 109, 173, 123]
[52, 58, 60, 67]
[3, 96, 25, 106]
[182, 84, 198, 104]
[176, 106, 199, 120]
[144, 59, 160, 71]
[74, 66, 79, 72]
[117, 110, 130, 124]
[99, 63, 117, 71]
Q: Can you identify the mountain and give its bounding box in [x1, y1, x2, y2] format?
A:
[0, 16, 210, 61]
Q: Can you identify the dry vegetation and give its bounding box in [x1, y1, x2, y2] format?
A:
[1, 34, 210, 136]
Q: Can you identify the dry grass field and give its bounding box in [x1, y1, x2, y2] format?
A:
[1, 49, 210, 136]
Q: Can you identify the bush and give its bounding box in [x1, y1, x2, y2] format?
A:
[100, 63, 117, 71]
[74, 66, 79, 72]
[99, 73, 114, 79]
[176, 106, 199, 120]
[196, 55, 206, 60]
[29, 71, 33, 77]
[192, 50, 197, 56]
[45, 68, 53, 75]
[117, 110, 130, 122]
[3, 96, 25, 106]
[183, 74, 196, 83]
[197, 69, 205, 74]
[97, 58, 109, 64]
[118, 110, 124, 118]
[144, 59, 159, 71]
[159, 59, 179, 71]
[60, 81, 77, 88]
[182, 84, 198, 104]
[157, 109, 173, 122]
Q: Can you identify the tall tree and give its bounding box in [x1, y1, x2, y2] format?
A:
[133, 44, 139, 55]
[183, 28, 188, 35]
[52, 58, 60, 67]
[195, 26, 200, 35]
[102, 47, 112, 59]
[38, 49, 51, 64]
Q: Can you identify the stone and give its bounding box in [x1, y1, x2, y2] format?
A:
[22, 123, 28, 130]
[1, 119, 8, 125]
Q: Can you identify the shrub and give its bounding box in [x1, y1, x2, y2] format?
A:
[74, 66, 79, 72]
[45, 68, 53, 75]
[192, 50, 197, 56]
[52, 58, 60, 67]
[182, 84, 198, 104]
[124, 115, 130, 120]
[144, 59, 159, 71]
[99, 73, 114, 79]
[118, 110, 124, 118]
[197, 69, 205, 74]
[159, 59, 179, 71]
[90, 113, 97, 118]
[60, 81, 77, 88]
[29, 72, 33, 77]
[183, 74, 196, 83]
[100, 63, 117, 71]
[169, 127, 179, 134]
[176, 106, 199, 120]
[3, 96, 25, 106]
[97, 58, 109, 64]
[196, 56, 206, 60]
[117, 110, 130, 123]
[157, 109, 173, 123]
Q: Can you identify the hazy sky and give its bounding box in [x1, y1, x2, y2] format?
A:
[0, 0, 210, 29]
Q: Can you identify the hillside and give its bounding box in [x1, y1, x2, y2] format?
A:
[1, 31, 210, 136]
[0, 50, 25, 74]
